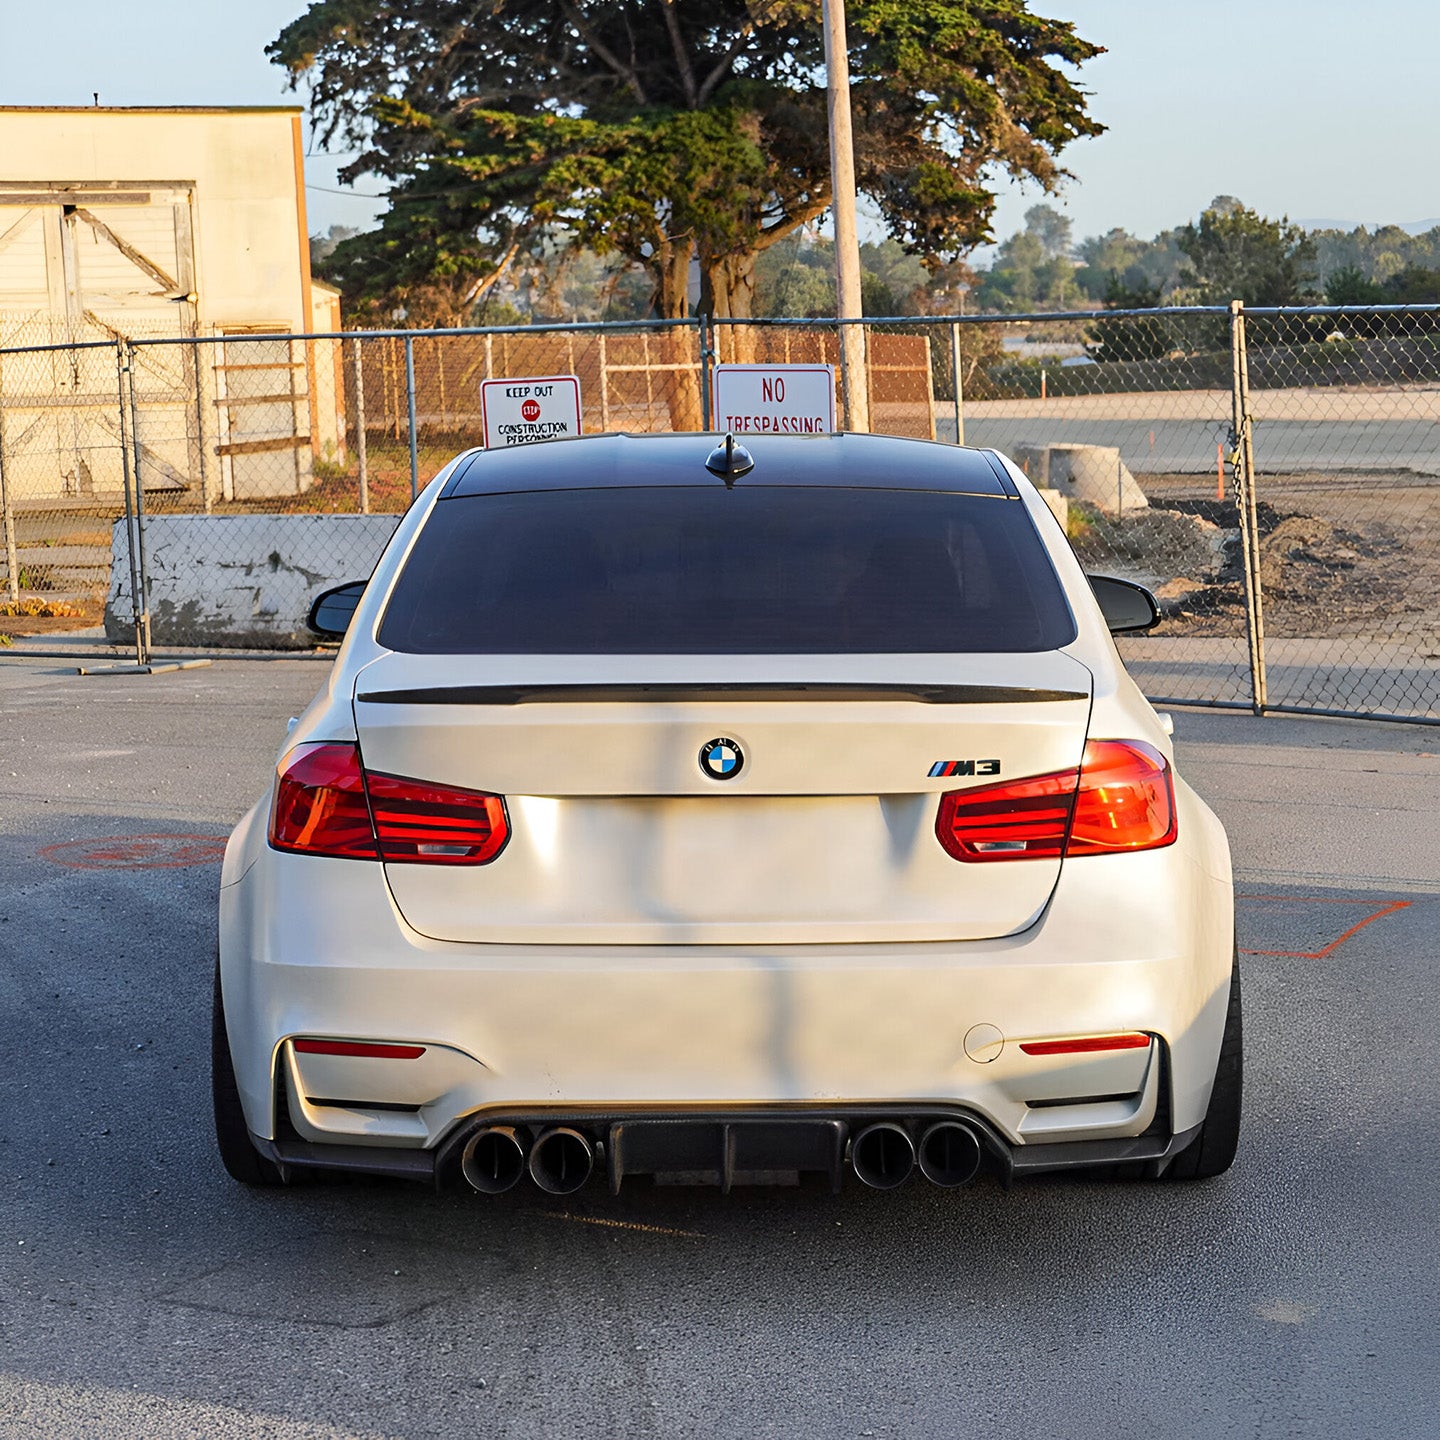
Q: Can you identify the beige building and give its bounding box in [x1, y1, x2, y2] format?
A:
[0, 106, 340, 502]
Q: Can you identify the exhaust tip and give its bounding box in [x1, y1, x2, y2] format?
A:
[918, 1120, 983, 1188]
[851, 1122, 916, 1190]
[460, 1126, 526, 1195]
[528, 1127, 594, 1195]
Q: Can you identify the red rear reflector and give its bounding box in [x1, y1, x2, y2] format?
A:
[293, 1039, 426, 1060]
[935, 740, 1176, 862]
[268, 742, 509, 864]
[1020, 1033, 1152, 1056]
[269, 742, 377, 859]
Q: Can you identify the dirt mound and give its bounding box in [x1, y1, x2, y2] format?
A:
[1138, 499, 1416, 638]
[1258, 515, 1337, 593]
[1069, 505, 1231, 591]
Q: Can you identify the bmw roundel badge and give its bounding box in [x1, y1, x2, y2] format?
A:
[700, 737, 744, 781]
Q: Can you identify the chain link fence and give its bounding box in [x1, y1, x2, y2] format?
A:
[0, 306, 1435, 724]
[945, 306, 1254, 711]
[1227, 306, 1440, 720]
[0, 335, 128, 645]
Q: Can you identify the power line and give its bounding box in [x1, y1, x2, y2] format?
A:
[306, 183, 387, 199]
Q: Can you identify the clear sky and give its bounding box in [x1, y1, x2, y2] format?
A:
[2, 0, 1437, 246]
[986, 0, 1440, 242]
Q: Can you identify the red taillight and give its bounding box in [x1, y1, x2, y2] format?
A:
[268, 743, 508, 865]
[935, 739, 1176, 862]
[935, 768, 1079, 861]
[1020, 1032, 1152, 1056]
[366, 769, 509, 865]
[269, 743, 377, 859]
[1068, 740, 1177, 855]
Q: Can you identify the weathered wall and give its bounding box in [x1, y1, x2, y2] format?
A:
[0, 106, 311, 333]
[104, 514, 401, 648]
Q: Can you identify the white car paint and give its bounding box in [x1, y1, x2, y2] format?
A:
[218, 438, 1235, 1186]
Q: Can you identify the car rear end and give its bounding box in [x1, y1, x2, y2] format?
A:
[218, 434, 1234, 1194]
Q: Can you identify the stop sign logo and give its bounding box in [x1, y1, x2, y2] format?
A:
[521, 398, 541, 422]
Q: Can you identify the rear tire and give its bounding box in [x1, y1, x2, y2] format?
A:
[212, 961, 284, 1187]
[1165, 955, 1242, 1181]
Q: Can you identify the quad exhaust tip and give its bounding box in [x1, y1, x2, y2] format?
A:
[851, 1122, 916, 1190]
[460, 1126, 526, 1195]
[852, 1120, 985, 1190]
[917, 1120, 983, 1188]
[459, 1117, 980, 1195]
[528, 1126, 595, 1195]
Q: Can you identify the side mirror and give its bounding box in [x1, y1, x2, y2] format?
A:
[307, 580, 367, 639]
[1088, 574, 1160, 634]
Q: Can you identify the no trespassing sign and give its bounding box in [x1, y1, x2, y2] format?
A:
[711, 364, 835, 435]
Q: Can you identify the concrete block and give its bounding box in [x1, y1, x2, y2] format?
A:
[104, 514, 401, 648]
[1037, 489, 1069, 529]
[1012, 442, 1149, 517]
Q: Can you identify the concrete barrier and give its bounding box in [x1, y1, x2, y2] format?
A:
[1012, 443, 1149, 517]
[104, 514, 402, 648]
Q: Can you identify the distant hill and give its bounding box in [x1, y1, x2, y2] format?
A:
[1299, 218, 1440, 234]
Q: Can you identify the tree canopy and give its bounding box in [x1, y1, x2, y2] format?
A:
[1176, 199, 1317, 307]
[271, 0, 1104, 322]
[972, 203, 1085, 311]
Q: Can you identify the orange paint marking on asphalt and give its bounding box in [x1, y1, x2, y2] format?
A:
[37, 833, 228, 871]
[1236, 894, 1411, 958]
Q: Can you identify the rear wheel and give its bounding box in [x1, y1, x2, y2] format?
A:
[1165, 956, 1243, 1181]
[211, 962, 284, 1187]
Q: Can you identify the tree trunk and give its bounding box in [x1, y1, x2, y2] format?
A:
[654, 237, 702, 431]
[701, 249, 758, 363]
[654, 237, 693, 320]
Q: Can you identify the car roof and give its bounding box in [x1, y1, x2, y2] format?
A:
[440, 432, 1017, 499]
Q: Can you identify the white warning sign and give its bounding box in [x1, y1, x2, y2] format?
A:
[711, 364, 835, 435]
[480, 375, 583, 448]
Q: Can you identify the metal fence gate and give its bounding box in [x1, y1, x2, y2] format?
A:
[1, 306, 1436, 724]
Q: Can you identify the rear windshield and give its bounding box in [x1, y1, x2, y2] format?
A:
[378, 486, 1076, 654]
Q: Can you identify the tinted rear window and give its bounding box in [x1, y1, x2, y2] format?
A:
[378, 487, 1076, 654]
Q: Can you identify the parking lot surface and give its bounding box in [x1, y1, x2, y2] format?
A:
[1, 655, 1437, 1438]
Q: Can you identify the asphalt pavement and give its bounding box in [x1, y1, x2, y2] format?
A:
[956, 416, 1440, 476]
[0, 654, 1437, 1439]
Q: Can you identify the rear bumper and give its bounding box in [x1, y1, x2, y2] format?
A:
[220, 781, 1233, 1167]
[254, 1106, 1205, 1191]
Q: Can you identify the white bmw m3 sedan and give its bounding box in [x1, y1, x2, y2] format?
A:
[215, 432, 1240, 1197]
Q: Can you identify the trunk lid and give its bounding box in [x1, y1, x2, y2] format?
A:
[352, 652, 1092, 945]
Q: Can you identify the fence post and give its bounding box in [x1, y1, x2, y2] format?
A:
[699, 316, 713, 431]
[598, 330, 610, 433]
[949, 321, 965, 446]
[115, 341, 147, 666]
[404, 334, 419, 501]
[0, 375, 17, 605]
[1229, 300, 1268, 714]
[350, 338, 369, 514]
[189, 338, 213, 514]
[127, 342, 154, 662]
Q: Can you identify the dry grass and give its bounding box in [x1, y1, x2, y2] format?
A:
[0, 597, 88, 618]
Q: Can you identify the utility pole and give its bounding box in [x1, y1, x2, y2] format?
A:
[822, 0, 869, 432]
